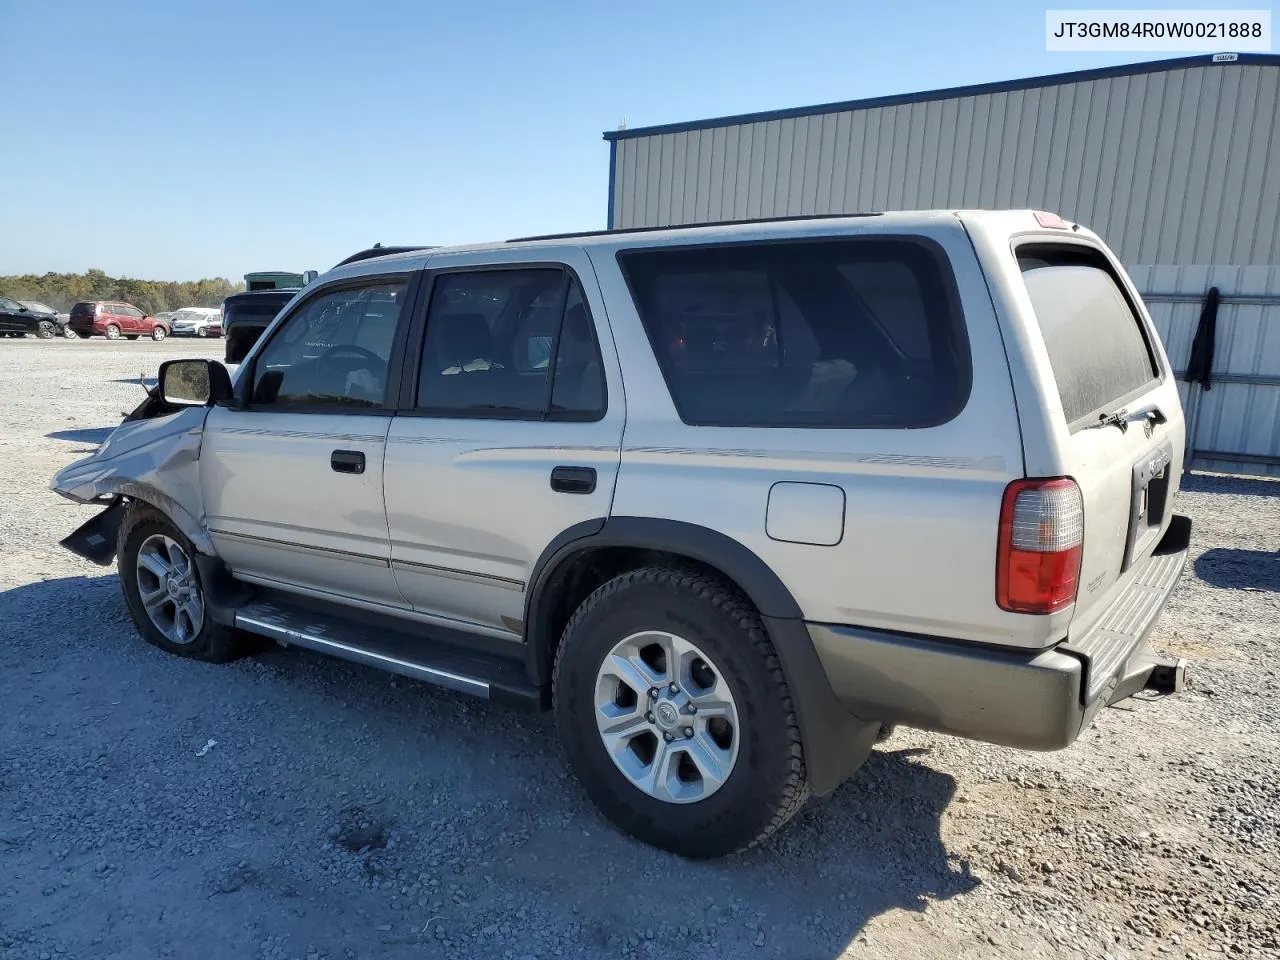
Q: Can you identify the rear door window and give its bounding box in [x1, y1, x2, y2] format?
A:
[618, 237, 969, 428]
[415, 269, 606, 420]
[1017, 245, 1159, 425]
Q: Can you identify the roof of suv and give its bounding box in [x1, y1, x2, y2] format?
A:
[321, 210, 1082, 285]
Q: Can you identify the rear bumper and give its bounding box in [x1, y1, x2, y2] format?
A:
[810, 514, 1191, 750]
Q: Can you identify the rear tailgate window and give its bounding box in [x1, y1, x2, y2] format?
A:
[1017, 246, 1160, 425]
[224, 299, 286, 328]
[618, 238, 970, 428]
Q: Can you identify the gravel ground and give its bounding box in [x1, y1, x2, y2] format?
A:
[1, 338, 1277, 960]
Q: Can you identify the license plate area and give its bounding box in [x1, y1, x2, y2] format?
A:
[1123, 441, 1173, 571]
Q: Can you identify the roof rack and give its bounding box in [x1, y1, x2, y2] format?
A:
[506, 212, 882, 244]
[334, 244, 435, 268]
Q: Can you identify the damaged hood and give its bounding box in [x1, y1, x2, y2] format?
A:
[50, 406, 214, 554]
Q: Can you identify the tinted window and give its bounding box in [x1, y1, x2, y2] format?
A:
[70, 302, 95, 318]
[251, 281, 407, 408]
[619, 238, 968, 427]
[0, 297, 21, 311]
[1018, 247, 1159, 424]
[417, 269, 606, 419]
[225, 298, 288, 327]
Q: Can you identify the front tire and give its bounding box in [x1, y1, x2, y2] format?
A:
[151, 326, 167, 341]
[553, 565, 809, 858]
[118, 505, 246, 662]
[62, 325, 78, 339]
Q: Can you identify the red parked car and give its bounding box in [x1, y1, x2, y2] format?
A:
[68, 302, 171, 341]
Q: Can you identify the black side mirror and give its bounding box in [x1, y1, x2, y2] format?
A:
[157, 359, 233, 407]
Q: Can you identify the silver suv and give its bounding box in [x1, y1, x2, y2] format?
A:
[52, 211, 1191, 858]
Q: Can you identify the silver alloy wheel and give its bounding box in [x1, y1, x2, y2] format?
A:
[594, 630, 741, 804]
[105, 324, 120, 340]
[135, 534, 204, 644]
[152, 326, 166, 341]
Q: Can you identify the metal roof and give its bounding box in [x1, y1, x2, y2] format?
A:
[602, 53, 1280, 142]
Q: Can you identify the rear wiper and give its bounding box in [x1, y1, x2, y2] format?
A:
[1089, 407, 1130, 432]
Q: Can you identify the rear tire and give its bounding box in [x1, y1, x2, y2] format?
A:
[36, 320, 56, 339]
[553, 565, 809, 858]
[118, 505, 249, 662]
[62, 325, 78, 339]
[104, 324, 121, 340]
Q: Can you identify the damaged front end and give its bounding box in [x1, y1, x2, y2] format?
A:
[51, 365, 228, 565]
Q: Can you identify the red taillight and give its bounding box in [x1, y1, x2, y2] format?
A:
[997, 478, 1084, 614]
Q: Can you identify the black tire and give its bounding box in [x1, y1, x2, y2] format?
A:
[151, 326, 167, 341]
[553, 565, 808, 858]
[117, 504, 247, 662]
[104, 324, 121, 340]
[62, 325, 78, 339]
[36, 320, 56, 339]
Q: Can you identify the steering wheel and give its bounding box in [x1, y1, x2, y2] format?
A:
[315, 344, 382, 370]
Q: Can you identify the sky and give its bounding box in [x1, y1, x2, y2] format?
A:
[0, 0, 1266, 281]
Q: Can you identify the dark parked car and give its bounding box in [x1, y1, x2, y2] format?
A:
[221, 289, 296, 363]
[0, 296, 65, 339]
[68, 302, 171, 341]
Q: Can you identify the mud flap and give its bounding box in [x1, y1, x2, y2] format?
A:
[59, 499, 126, 566]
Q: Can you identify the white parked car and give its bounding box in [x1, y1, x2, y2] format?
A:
[169, 308, 223, 338]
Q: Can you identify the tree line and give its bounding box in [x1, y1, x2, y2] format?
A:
[0, 269, 245, 314]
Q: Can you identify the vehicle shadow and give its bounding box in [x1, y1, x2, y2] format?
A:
[1181, 471, 1280, 498]
[45, 427, 114, 444]
[1194, 547, 1280, 593]
[1, 574, 978, 959]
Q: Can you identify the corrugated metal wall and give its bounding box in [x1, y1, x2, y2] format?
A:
[609, 59, 1280, 474]
[1130, 266, 1280, 478]
[610, 61, 1280, 268]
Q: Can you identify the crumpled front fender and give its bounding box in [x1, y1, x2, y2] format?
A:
[51, 406, 215, 555]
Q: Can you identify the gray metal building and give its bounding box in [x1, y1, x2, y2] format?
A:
[604, 54, 1280, 474]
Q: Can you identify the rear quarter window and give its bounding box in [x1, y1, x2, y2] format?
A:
[618, 237, 970, 428]
[1017, 245, 1159, 425]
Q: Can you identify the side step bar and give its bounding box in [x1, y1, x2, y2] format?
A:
[234, 596, 540, 707]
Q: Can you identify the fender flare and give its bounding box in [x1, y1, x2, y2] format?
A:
[523, 516, 876, 795]
[114, 483, 215, 556]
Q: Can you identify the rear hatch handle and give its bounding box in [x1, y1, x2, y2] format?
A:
[1086, 404, 1166, 434]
